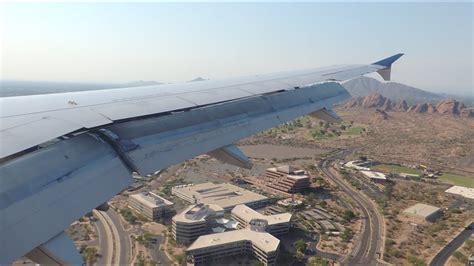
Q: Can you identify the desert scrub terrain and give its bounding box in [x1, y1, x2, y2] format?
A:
[381, 180, 472, 265]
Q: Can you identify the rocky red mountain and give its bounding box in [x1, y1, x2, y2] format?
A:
[343, 93, 473, 118]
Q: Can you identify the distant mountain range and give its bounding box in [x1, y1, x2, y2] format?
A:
[343, 92, 474, 118]
[187, 77, 209, 82]
[0, 80, 163, 97]
[2, 77, 471, 109]
[342, 77, 444, 105]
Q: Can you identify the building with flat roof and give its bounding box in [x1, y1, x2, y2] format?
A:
[128, 192, 174, 221]
[264, 165, 310, 193]
[231, 204, 291, 235]
[186, 227, 280, 266]
[360, 170, 387, 184]
[445, 185, 474, 200]
[172, 203, 224, 244]
[344, 160, 371, 171]
[172, 182, 268, 211]
[403, 203, 442, 222]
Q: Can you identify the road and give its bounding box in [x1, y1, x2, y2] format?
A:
[429, 222, 473, 266]
[106, 208, 133, 265]
[91, 212, 110, 265]
[93, 209, 133, 265]
[93, 210, 116, 265]
[319, 158, 385, 265]
[148, 235, 173, 265]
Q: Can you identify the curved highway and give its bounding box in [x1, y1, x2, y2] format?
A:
[429, 222, 473, 266]
[92, 212, 110, 265]
[93, 209, 132, 265]
[93, 210, 116, 265]
[106, 209, 132, 265]
[319, 158, 385, 265]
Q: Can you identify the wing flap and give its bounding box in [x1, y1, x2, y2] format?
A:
[208, 144, 253, 169]
[25, 232, 83, 265]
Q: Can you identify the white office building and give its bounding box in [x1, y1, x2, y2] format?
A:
[172, 203, 224, 244]
[186, 227, 280, 266]
[231, 204, 291, 235]
[172, 182, 268, 211]
[128, 191, 174, 221]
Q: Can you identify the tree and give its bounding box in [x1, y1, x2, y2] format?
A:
[343, 210, 356, 222]
[294, 239, 307, 253]
[341, 228, 353, 242]
[306, 192, 317, 204]
[384, 182, 394, 200]
[174, 253, 185, 264]
[294, 251, 305, 261]
[81, 246, 97, 265]
[120, 208, 137, 223]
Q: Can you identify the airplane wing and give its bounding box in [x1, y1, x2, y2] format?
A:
[0, 54, 403, 263]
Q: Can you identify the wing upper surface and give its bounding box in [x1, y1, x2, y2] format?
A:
[0, 63, 384, 158]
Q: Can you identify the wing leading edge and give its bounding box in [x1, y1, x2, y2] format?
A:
[0, 54, 403, 263]
[1, 54, 402, 159]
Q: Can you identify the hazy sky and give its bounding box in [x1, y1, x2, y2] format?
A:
[1, 2, 472, 95]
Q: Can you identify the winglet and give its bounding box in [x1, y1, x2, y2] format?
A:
[372, 53, 404, 68]
[372, 53, 404, 81]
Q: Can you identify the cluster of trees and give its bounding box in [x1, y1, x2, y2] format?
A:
[341, 228, 354, 242]
[79, 245, 97, 265]
[120, 208, 137, 223]
[135, 232, 154, 247]
[342, 210, 356, 222]
[294, 239, 307, 253]
[376, 180, 395, 212]
[293, 239, 307, 261]
[311, 121, 356, 139]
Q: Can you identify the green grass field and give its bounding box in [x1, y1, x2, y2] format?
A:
[345, 126, 364, 135]
[437, 173, 474, 188]
[370, 164, 421, 175]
